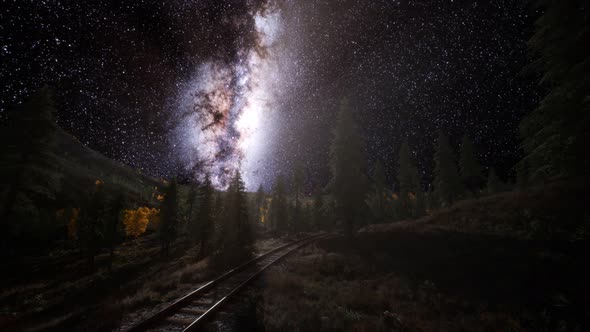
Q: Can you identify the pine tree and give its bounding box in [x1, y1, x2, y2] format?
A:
[291, 163, 304, 233]
[270, 174, 288, 233]
[521, 0, 590, 180]
[254, 184, 265, 228]
[186, 184, 198, 226]
[459, 135, 483, 195]
[195, 174, 214, 257]
[225, 171, 252, 249]
[104, 190, 126, 268]
[487, 168, 501, 195]
[397, 140, 420, 219]
[434, 131, 463, 207]
[312, 190, 325, 231]
[159, 178, 178, 256]
[328, 98, 367, 239]
[371, 160, 386, 223]
[78, 181, 107, 268]
[2, 86, 60, 223]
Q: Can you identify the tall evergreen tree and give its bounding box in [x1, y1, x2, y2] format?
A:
[434, 131, 463, 207]
[159, 178, 178, 256]
[397, 140, 420, 219]
[290, 163, 305, 233]
[459, 135, 484, 195]
[195, 174, 214, 257]
[270, 174, 288, 233]
[78, 181, 107, 268]
[487, 168, 502, 195]
[104, 189, 126, 268]
[520, 0, 590, 180]
[2, 86, 60, 221]
[186, 184, 198, 226]
[328, 98, 367, 239]
[224, 171, 252, 249]
[371, 160, 387, 223]
[312, 190, 325, 231]
[254, 183, 266, 228]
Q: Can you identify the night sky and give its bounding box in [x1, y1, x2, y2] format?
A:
[1, 0, 540, 190]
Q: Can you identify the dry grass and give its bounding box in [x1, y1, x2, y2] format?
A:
[261, 246, 534, 332]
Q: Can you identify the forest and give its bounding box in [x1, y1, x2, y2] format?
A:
[1, 0, 589, 331]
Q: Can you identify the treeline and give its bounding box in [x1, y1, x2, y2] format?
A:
[258, 100, 509, 239]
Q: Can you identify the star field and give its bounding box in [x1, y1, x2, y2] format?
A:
[0, 0, 540, 190]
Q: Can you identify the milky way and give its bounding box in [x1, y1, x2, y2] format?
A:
[1, 0, 540, 191]
[174, 3, 283, 189]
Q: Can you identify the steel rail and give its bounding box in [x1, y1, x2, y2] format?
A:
[125, 233, 332, 332]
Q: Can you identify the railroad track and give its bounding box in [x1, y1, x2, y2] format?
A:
[125, 233, 333, 332]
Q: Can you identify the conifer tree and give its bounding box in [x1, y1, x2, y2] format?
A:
[186, 184, 198, 226]
[2, 86, 60, 222]
[104, 190, 126, 267]
[434, 131, 463, 207]
[159, 178, 178, 256]
[372, 160, 387, 223]
[78, 181, 107, 268]
[487, 168, 501, 195]
[224, 171, 252, 249]
[397, 140, 420, 219]
[459, 135, 484, 195]
[521, 0, 590, 180]
[195, 174, 214, 257]
[270, 174, 288, 233]
[291, 163, 305, 233]
[312, 190, 325, 231]
[328, 98, 367, 239]
[254, 184, 266, 228]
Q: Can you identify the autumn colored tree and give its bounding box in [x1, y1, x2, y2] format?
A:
[123, 207, 158, 238]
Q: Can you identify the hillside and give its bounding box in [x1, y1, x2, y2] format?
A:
[256, 179, 590, 331]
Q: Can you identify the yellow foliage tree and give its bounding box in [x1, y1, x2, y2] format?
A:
[123, 207, 160, 238]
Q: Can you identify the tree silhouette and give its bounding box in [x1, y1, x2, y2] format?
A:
[159, 178, 178, 256]
[434, 131, 463, 207]
[371, 160, 387, 223]
[2, 86, 60, 225]
[487, 168, 501, 195]
[328, 98, 367, 239]
[397, 140, 420, 219]
[459, 135, 483, 196]
[521, 0, 590, 180]
[78, 181, 107, 268]
[270, 174, 288, 233]
[104, 189, 126, 268]
[195, 174, 214, 257]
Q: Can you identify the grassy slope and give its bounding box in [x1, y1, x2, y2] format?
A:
[50, 128, 161, 199]
[260, 178, 590, 331]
